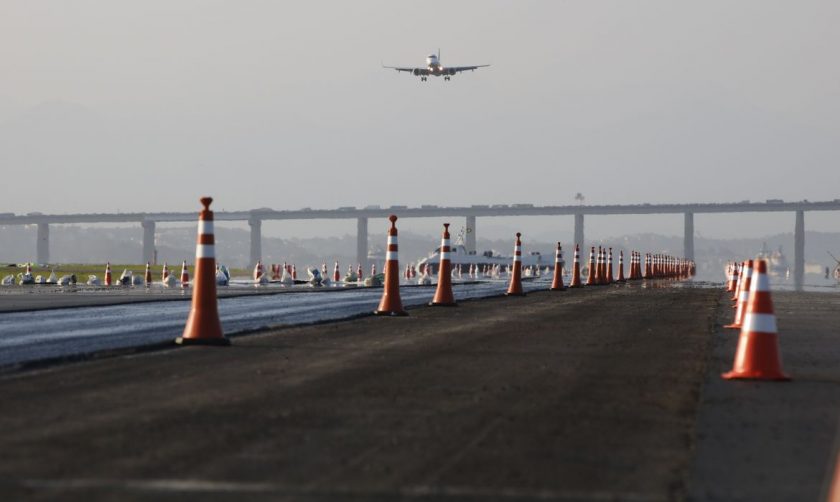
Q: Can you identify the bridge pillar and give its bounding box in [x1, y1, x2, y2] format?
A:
[249, 217, 262, 268]
[574, 213, 584, 250]
[142, 220, 155, 264]
[356, 217, 368, 269]
[36, 223, 49, 264]
[465, 215, 476, 253]
[794, 210, 805, 291]
[683, 212, 695, 261]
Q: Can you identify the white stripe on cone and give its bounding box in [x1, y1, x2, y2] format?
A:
[741, 312, 778, 334]
[198, 220, 214, 235]
[196, 244, 215, 258]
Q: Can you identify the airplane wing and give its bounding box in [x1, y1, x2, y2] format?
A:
[383, 65, 428, 75]
[447, 65, 490, 73]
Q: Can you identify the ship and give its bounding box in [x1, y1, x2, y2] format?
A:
[368, 228, 558, 275]
[416, 244, 553, 275]
[757, 242, 790, 279]
[828, 252, 840, 284]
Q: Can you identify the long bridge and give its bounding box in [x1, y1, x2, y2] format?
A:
[3, 199, 839, 290]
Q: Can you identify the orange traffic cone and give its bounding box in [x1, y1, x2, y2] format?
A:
[333, 261, 340, 282]
[144, 262, 152, 287]
[180, 260, 190, 288]
[430, 223, 456, 306]
[731, 261, 746, 302]
[374, 215, 407, 316]
[602, 248, 609, 283]
[550, 242, 566, 291]
[585, 247, 596, 286]
[569, 244, 582, 288]
[726, 262, 738, 292]
[606, 247, 614, 284]
[506, 233, 525, 296]
[722, 259, 789, 380]
[253, 261, 263, 281]
[616, 250, 626, 282]
[104, 262, 112, 286]
[176, 197, 229, 346]
[725, 260, 754, 329]
[162, 262, 170, 282]
[357, 263, 363, 282]
[595, 246, 604, 286]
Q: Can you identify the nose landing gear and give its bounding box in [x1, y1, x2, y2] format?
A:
[444, 76, 451, 81]
[420, 76, 427, 82]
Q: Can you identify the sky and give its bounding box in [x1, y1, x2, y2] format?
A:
[1, 0, 838, 241]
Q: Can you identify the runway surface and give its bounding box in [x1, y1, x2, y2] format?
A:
[0, 279, 548, 368]
[2, 284, 839, 500]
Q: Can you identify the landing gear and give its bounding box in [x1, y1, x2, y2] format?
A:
[444, 76, 451, 81]
[420, 76, 427, 82]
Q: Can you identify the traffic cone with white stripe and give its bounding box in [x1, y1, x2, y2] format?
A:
[253, 260, 263, 281]
[180, 260, 190, 288]
[374, 215, 407, 316]
[333, 261, 340, 283]
[606, 248, 614, 284]
[551, 242, 566, 291]
[585, 247, 597, 286]
[616, 251, 626, 282]
[104, 262, 112, 286]
[731, 261, 746, 302]
[144, 262, 152, 287]
[176, 197, 229, 345]
[722, 259, 789, 380]
[725, 260, 753, 329]
[430, 223, 456, 306]
[506, 233, 525, 296]
[569, 244, 582, 288]
[593, 247, 602, 285]
[357, 263, 363, 282]
[726, 262, 738, 292]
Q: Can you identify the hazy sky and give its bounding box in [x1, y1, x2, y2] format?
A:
[1, 1, 838, 240]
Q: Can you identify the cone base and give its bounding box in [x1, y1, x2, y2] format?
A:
[429, 301, 457, 307]
[721, 370, 790, 381]
[175, 336, 231, 346]
[373, 310, 408, 316]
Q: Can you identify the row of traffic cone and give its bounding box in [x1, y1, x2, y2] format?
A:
[176, 199, 698, 344]
[721, 258, 789, 381]
[93, 261, 190, 288]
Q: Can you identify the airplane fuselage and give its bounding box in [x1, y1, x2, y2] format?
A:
[384, 52, 488, 81]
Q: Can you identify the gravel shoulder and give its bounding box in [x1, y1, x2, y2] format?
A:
[688, 290, 840, 501]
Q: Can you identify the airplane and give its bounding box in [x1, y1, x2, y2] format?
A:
[383, 50, 489, 81]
